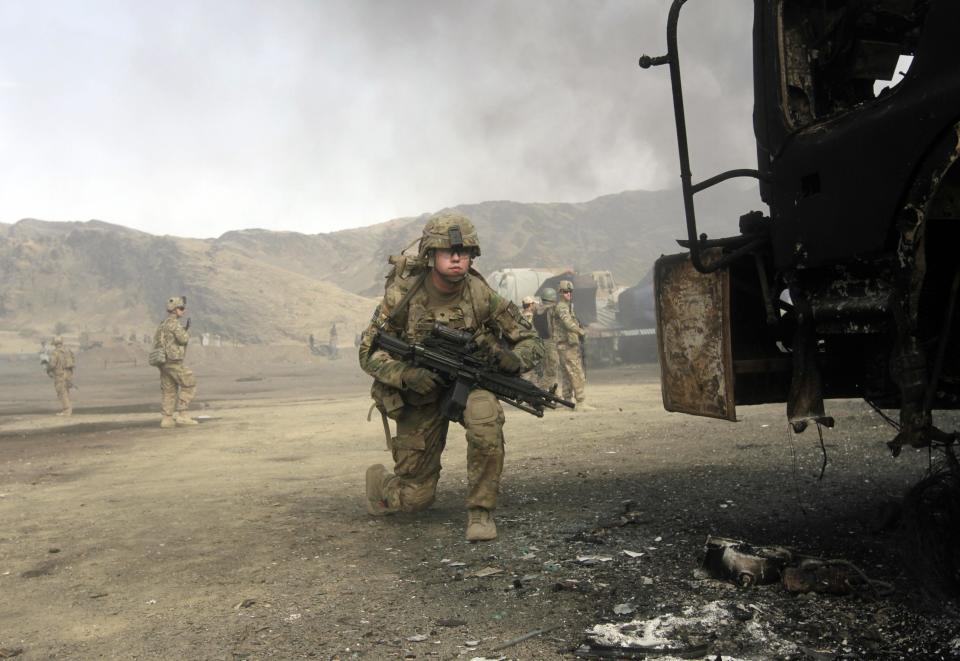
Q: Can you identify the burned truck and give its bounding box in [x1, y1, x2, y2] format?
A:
[641, 0, 960, 458]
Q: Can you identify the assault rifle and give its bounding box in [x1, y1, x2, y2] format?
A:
[371, 322, 575, 420]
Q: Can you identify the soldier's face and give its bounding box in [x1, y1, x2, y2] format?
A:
[434, 248, 471, 278]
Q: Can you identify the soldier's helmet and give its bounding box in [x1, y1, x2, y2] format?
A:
[418, 212, 481, 258]
[558, 279, 574, 292]
[53, 335, 63, 346]
[166, 295, 187, 312]
[540, 288, 558, 303]
[522, 296, 536, 306]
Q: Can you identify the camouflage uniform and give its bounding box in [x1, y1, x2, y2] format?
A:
[521, 296, 535, 326]
[536, 289, 560, 391]
[154, 296, 197, 427]
[47, 337, 74, 416]
[553, 281, 587, 406]
[520, 297, 539, 385]
[361, 213, 542, 541]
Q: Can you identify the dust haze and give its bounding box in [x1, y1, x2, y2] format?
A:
[0, 1, 757, 237]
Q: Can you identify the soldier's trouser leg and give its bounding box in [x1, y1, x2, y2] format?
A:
[160, 362, 198, 416]
[174, 365, 197, 412]
[160, 366, 178, 417]
[539, 342, 559, 390]
[558, 345, 585, 402]
[381, 401, 448, 513]
[463, 389, 505, 510]
[54, 377, 71, 412]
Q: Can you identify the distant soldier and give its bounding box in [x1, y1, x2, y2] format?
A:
[152, 296, 198, 428]
[536, 288, 560, 392]
[46, 336, 75, 416]
[521, 296, 536, 325]
[553, 280, 592, 411]
[520, 296, 539, 384]
[329, 322, 339, 359]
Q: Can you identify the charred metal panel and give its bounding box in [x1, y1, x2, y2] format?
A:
[655, 250, 736, 421]
[753, 0, 960, 269]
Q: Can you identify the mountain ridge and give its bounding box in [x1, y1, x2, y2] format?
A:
[0, 186, 761, 344]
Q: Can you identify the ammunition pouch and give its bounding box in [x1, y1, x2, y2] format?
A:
[148, 346, 167, 367]
[370, 380, 405, 420]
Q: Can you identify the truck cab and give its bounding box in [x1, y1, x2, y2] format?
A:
[644, 0, 960, 455]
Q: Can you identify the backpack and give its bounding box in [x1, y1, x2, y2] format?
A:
[148, 327, 167, 367]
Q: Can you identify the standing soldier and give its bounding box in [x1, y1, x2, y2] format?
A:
[520, 296, 543, 385]
[46, 336, 75, 416]
[360, 212, 543, 541]
[536, 288, 560, 392]
[153, 296, 198, 428]
[553, 280, 592, 411]
[328, 322, 339, 359]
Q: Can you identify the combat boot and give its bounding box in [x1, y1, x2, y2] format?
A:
[575, 400, 596, 412]
[365, 464, 393, 516]
[160, 415, 176, 428]
[56, 408, 72, 417]
[465, 507, 497, 542]
[174, 413, 198, 426]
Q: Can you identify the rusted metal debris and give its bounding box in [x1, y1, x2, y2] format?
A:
[702, 536, 792, 587]
[702, 535, 893, 596]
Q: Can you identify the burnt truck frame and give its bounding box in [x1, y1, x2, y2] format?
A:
[641, 0, 960, 456]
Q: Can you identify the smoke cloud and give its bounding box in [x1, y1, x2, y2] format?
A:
[0, 0, 758, 237]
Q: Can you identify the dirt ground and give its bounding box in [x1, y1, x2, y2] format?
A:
[1, 347, 958, 660]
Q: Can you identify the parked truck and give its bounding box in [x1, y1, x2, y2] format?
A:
[490, 267, 659, 366]
[641, 0, 960, 459]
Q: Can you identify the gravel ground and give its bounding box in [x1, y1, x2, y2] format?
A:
[0, 355, 958, 660]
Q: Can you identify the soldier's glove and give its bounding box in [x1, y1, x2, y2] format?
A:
[401, 366, 442, 394]
[495, 348, 525, 375]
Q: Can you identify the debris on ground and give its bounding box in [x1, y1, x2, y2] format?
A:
[579, 600, 793, 660]
[470, 566, 503, 578]
[702, 535, 893, 595]
[702, 536, 792, 586]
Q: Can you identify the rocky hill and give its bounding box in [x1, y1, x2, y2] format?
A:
[219, 186, 760, 297]
[0, 220, 377, 346]
[0, 186, 760, 344]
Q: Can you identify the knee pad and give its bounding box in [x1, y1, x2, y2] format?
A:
[463, 390, 503, 426]
[463, 390, 504, 454]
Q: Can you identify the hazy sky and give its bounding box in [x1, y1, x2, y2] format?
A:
[0, 1, 758, 238]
